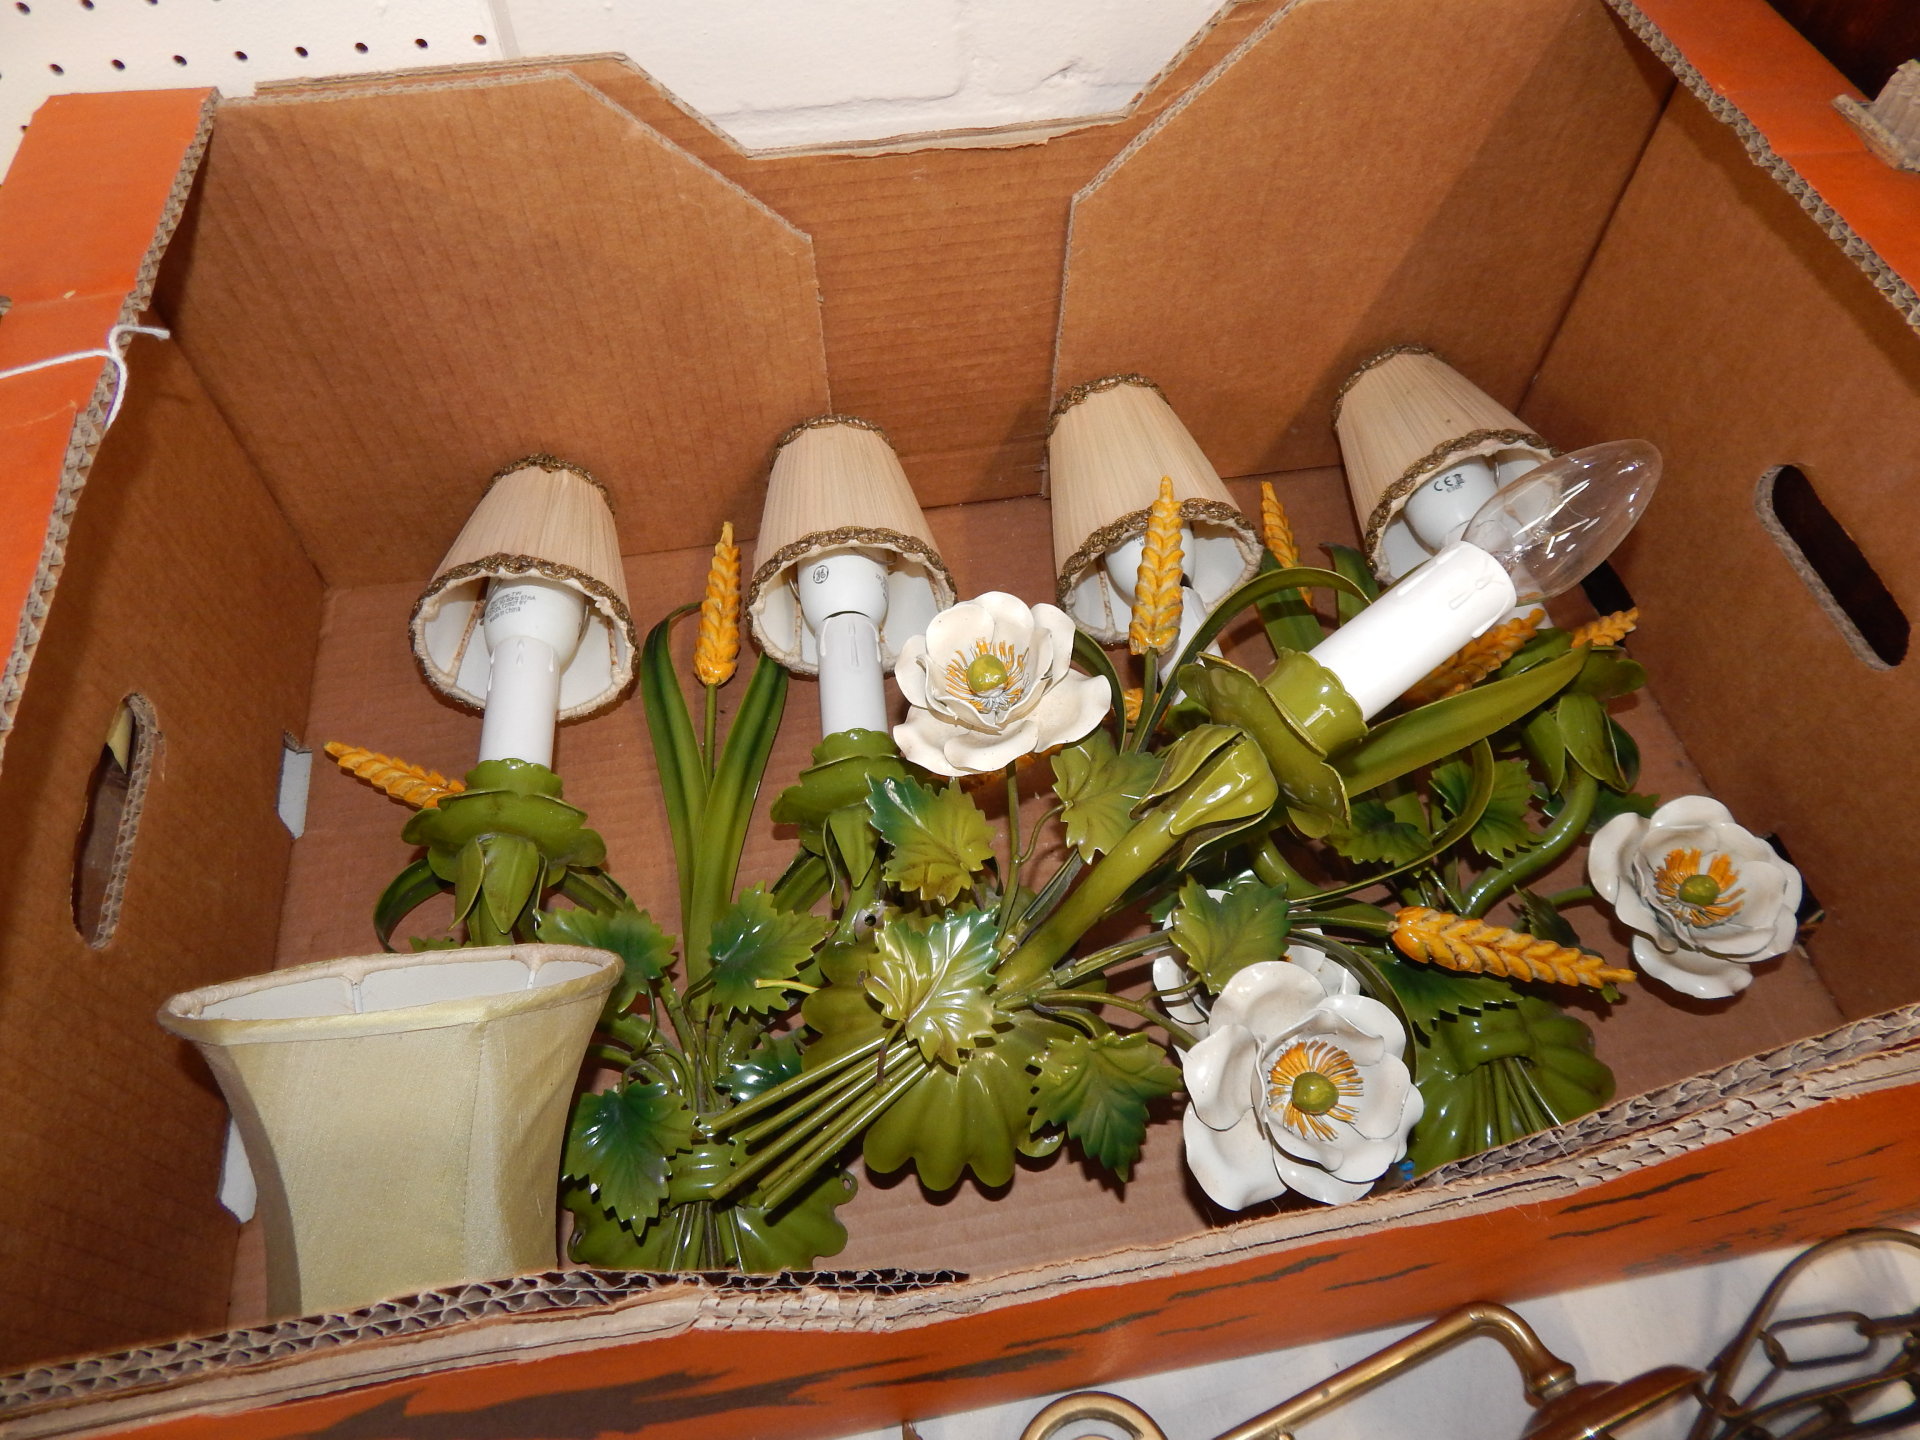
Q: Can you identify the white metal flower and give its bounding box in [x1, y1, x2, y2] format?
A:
[1588, 795, 1802, 1000]
[1178, 961, 1421, 1209]
[1151, 937, 1356, 1039]
[892, 591, 1111, 777]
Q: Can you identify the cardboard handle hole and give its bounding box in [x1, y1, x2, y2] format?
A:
[1757, 466, 1909, 668]
[71, 694, 157, 949]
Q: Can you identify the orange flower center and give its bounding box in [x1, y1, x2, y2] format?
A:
[1653, 848, 1746, 928]
[945, 640, 1024, 721]
[1267, 1039, 1362, 1142]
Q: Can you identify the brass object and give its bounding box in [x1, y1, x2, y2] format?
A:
[1018, 1302, 1700, 1440]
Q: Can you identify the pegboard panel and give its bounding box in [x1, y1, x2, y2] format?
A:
[0, 0, 503, 175]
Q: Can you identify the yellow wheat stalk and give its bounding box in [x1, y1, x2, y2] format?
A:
[1570, 608, 1638, 650]
[1129, 475, 1184, 657]
[694, 520, 741, 687]
[1403, 609, 1545, 707]
[1259, 481, 1298, 568]
[1122, 687, 1143, 725]
[325, 742, 465, 809]
[1392, 906, 1635, 989]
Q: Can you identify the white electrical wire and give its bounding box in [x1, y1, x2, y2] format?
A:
[0, 322, 171, 432]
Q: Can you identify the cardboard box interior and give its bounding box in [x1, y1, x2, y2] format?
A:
[2, 0, 1918, 1392]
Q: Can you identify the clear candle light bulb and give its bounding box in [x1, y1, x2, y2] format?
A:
[1309, 440, 1662, 718]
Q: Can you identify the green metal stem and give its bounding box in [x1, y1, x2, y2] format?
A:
[1463, 769, 1598, 917]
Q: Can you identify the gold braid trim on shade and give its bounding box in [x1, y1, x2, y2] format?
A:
[1047, 373, 1166, 432]
[1129, 477, 1184, 656]
[1392, 906, 1636, 989]
[1054, 498, 1248, 612]
[746, 525, 955, 610]
[482, 454, 614, 508]
[1360, 428, 1554, 568]
[1329, 343, 1443, 424]
[772, 413, 891, 454]
[325, 742, 465, 809]
[694, 522, 741, 688]
[410, 553, 639, 716]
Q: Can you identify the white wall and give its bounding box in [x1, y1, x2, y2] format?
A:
[0, 0, 1228, 174]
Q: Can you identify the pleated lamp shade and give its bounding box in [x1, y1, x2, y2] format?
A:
[410, 456, 636, 720]
[748, 416, 956, 674]
[1048, 375, 1259, 645]
[1333, 347, 1553, 579]
[158, 945, 619, 1318]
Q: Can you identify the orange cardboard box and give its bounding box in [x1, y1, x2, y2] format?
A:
[3, 1, 1919, 1436]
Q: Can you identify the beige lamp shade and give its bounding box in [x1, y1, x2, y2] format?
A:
[1047, 375, 1259, 645]
[411, 456, 637, 720]
[1333, 347, 1553, 580]
[158, 944, 618, 1318]
[748, 416, 956, 674]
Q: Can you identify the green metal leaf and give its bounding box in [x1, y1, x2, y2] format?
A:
[1169, 877, 1292, 991]
[1404, 992, 1613, 1174]
[406, 762, 606, 871]
[638, 605, 707, 925]
[1322, 544, 1380, 623]
[1178, 660, 1345, 837]
[1071, 630, 1128, 746]
[1373, 956, 1519, 1040]
[538, 904, 676, 1011]
[1522, 705, 1569, 792]
[862, 1009, 1072, 1190]
[1052, 731, 1159, 860]
[479, 832, 542, 935]
[1556, 692, 1624, 790]
[726, 1165, 856, 1270]
[374, 857, 444, 952]
[1336, 646, 1586, 797]
[722, 1034, 805, 1104]
[824, 805, 879, 892]
[1031, 1032, 1182, 1181]
[562, 1081, 695, 1229]
[452, 838, 485, 923]
[1590, 786, 1659, 829]
[868, 774, 995, 906]
[1329, 792, 1433, 866]
[769, 728, 908, 848]
[1252, 550, 1326, 655]
[1431, 757, 1536, 859]
[707, 886, 831, 1015]
[865, 908, 1000, 1066]
[1569, 648, 1647, 700]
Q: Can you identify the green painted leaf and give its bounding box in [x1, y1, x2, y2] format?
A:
[1330, 791, 1432, 866]
[707, 887, 831, 1015]
[1337, 646, 1587, 797]
[1178, 661, 1345, 838]
[563, 1081, 694, 1229]
[1432, 757, 1536, 859]
[862, 1009, 1072, 1189]
[1032, 1032, 1182, 1180]
[865, 908, 1000, 1065]
[1522, 705, 1569, 792]
[1169, 877, 1292, 990]
[1609, 719, 1643, 792]
[1570, 648, 1647, 700]
[1375, 957, 1519, 1039]
[1590, 786, 1659, 829]
[1052, 731, 1159, 860]
[770, 728, 909, 848]
[1557, 692, 1625, 790]
[726, 1165, 856, 1271]
[1322, 544, 1380, 623]
[538, 904, 676, 1011]
[1404, 992, 1613, 1174]
[868, 774, 996, 906]
[375, 857, 444, 952]
[722, 1034, 805, 1103]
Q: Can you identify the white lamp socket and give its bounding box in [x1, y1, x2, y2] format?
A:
[1401, 458, 1500, 553]
[477, 578, 588, 768]
[1308, 542, 1517, 719]
[800, 549, 893, 737]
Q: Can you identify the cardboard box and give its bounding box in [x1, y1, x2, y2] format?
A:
[3, 0, 1919, 1434]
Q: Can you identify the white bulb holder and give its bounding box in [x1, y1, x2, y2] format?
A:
[476, 578, 587, 767]
[798, 549, 893, 738]
[1400, 457, 1501, 552]
[1309, 543, 1517, 718]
